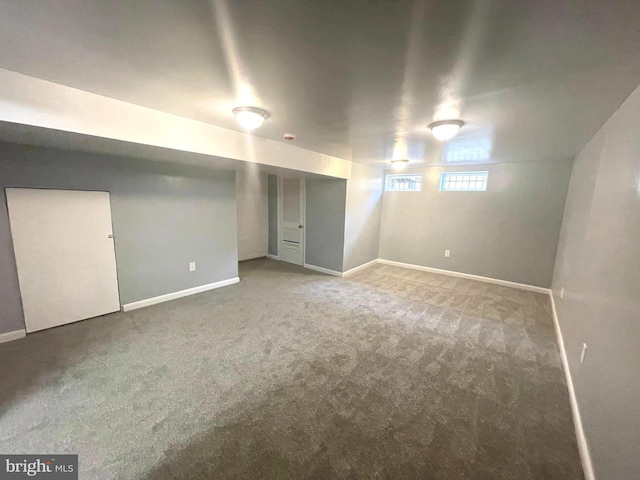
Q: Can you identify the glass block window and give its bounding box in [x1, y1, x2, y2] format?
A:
[439, 171, 488, 191]
[385, 174, 423, 192]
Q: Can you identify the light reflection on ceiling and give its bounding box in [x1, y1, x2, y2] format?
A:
[0, 0, 638, 166]
[443, 135, 493, 163]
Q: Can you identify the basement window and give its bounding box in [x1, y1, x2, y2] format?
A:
[385, 174, 423, 192]
[439, 171, 489, 191]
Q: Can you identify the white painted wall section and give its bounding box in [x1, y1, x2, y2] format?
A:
[236, 168, 268, 261]
[0, 68, 352, 179]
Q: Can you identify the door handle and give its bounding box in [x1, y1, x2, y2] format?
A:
[108, 234, 115, 238]
[298, 225, 303, 228]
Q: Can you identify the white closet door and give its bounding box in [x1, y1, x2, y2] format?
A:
[279, 178, 305, 266]
[6, 188, 121, 332]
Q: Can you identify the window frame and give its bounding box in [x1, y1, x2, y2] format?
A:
[439, 171, 489, 192]
[384, 174, 423, 192]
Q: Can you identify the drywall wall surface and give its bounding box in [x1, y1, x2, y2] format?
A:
[343, 162, 383, 272]
[268, 174, 278, 256]
[305, 178, 347, 272]
[379, 160, 572, 287]
[0, 142, 238, 334]
[551, 84, 640, 480]
[236, 168, 268, 261]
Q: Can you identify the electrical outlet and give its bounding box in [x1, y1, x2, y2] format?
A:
[580, 343, 587, 364]
[560, 287, 565, 299]
[444, 250, 451, 258]
[189, 262, 196, 272]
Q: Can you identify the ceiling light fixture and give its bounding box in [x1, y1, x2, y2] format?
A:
[390, 159, 409, 170]
[428, 120, 464, 141]
[233, 107, 269, 131]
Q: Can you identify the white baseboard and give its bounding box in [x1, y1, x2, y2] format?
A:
[122, 277, 240, 312]
[239, 254, 268, 261]
[303, 258, 551, 294]
[377, 259, 550, 294]
[342, 258, 379, 277]
[0, 329, 26, 344]
[266, 254, 279, 261]
[549, 292, 595, 480]
[303, 263, 343, 277]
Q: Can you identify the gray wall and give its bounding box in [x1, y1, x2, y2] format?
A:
[379, 160, 573, 287]
[551, 85, 640, 480]
[268, 174, 278, 256]
[343, 162, 383, 272]
[0, 142, 238, 334]
[305, 178, 347, 272]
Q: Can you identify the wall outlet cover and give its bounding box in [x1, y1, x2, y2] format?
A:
[444, 250, 451, 258]
[189, 262, 196, 271]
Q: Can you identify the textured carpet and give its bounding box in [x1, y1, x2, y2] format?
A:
[0, 258, 582, 479]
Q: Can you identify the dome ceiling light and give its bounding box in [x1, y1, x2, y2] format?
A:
[428, 120, 464, 141]
[233, 107, 269, 131]
[390, 159, 409, 170]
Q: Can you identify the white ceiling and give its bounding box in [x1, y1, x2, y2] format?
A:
[0, 0, 639, 167]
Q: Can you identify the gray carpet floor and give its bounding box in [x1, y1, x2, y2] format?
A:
[0, 258, 583, 479]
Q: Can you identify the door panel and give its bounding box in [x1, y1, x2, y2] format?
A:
[279, 178, 304, 265]
[6, 188, 121, 332]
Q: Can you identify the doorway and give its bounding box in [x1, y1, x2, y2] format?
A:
[277, 177, 305, 266]
[5, 188, 121, 332]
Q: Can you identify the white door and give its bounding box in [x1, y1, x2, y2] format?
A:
[6, 188, 121, 332]
[278, 177, 305, 265]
